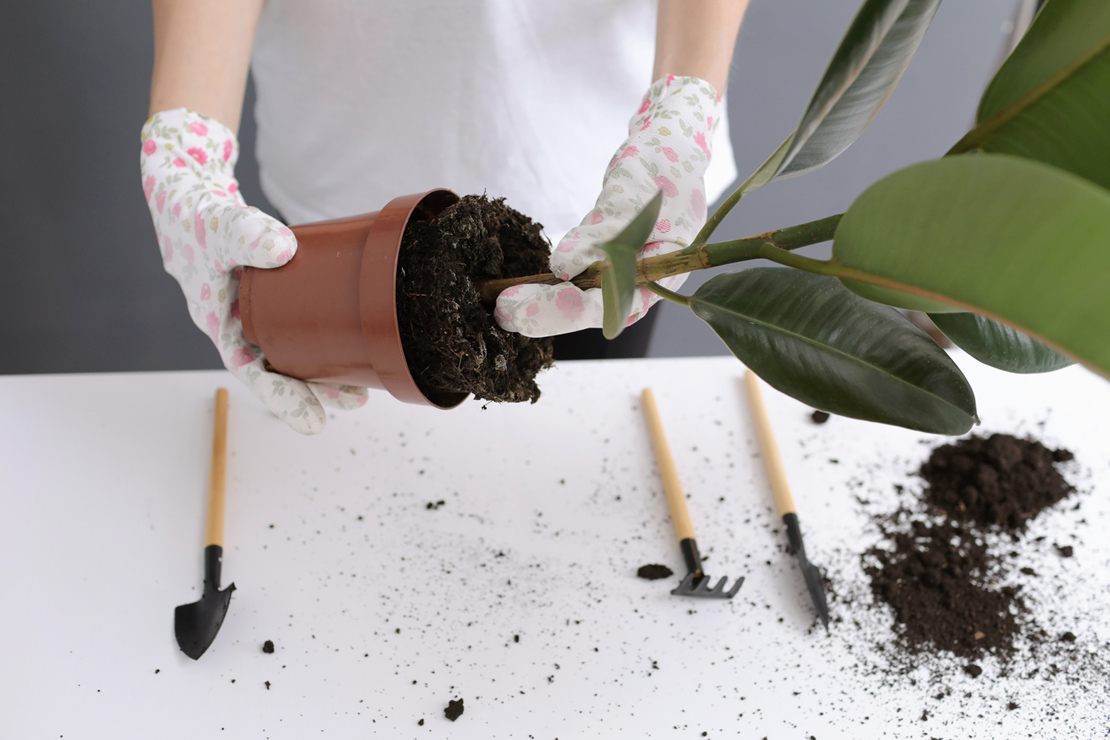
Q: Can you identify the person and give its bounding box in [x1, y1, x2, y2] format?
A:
[142, 0, 749, 434]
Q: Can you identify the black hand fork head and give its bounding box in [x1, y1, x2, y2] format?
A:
[175, 545, 235, 660]
[670, 537, 744, 599]
[670, 571, 744, 598]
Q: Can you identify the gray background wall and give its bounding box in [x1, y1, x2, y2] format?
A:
[0, 0, 1020, 375]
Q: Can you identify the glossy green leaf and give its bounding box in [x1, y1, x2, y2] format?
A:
[833, 154, 1110, 377]
[741, 0, 941, 196]
[929, 312, 1073, 373]
[951, 0, 1110, 190]
[689, 268, 976, 434]
[599, 191, 662, 339]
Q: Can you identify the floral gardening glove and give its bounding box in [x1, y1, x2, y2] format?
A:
[495, 76, 723, 337]
[141, 108, 367, 434]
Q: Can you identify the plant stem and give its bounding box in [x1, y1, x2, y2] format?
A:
[755, 239, 904, 288]
[644, 281, 691, 307]
[476, 213, 842, 303]
[692, 172, 754, 246]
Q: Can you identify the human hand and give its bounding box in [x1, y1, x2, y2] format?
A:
[495, 76, 723, 337]
[141, 108, 367, 434]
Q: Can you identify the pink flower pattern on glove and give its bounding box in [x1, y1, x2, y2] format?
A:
[141, 108, 367, 434]
[495, 77, 723, 337]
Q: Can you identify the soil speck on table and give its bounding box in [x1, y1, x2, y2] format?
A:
[637, 564, 674, 580]
[262, 640, 275, 654]
[444, 698, 464, 721]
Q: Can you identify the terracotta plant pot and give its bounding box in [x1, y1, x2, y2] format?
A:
[240, 189, 466, 410]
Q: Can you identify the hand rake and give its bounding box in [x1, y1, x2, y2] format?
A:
[642, 388, 743, 599]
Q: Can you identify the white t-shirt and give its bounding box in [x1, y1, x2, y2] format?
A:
[251, 0, 737, 243]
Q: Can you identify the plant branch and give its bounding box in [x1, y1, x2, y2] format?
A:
[476, 213, 842, 303]
[644, 281, 691, 307]
[692, 171, 755, 246]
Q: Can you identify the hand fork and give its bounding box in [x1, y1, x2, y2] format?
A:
[642, 388, 743, 599]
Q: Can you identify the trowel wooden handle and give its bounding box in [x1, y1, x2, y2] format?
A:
[642, 388, 696, 542]
[205, 388, 229, 547]
[743, 371, 796, 516]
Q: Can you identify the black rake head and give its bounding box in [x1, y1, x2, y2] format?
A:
[670, 572, 744, 599]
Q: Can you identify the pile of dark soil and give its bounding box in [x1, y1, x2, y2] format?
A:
[397, 195, 555, 405]
[919, 433, 1074, 529]
[865, 434, 1075, 659]
[866, 517, 1021, 658]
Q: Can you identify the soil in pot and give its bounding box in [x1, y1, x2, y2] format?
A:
[396, 195, 555, 404]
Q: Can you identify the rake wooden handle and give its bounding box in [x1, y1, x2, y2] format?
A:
[205, 388, 229, 548]
[641, 388, 696, 542]
[743, 371, 797, 516]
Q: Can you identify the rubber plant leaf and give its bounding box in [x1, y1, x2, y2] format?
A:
[689, 267, 976, 435]
[740, 0, 941, 196]
[833, 154, 1110, 378]
[599, 191, 663, 339]
[951, 0, 1110, 190]
[929, 312, 1073, 374]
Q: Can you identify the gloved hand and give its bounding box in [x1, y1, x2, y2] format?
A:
[141, 108, 367, 434]
[495, 75, 723, 337]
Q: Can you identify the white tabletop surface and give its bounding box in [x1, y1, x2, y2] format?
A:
[2, 355, 1108, 739]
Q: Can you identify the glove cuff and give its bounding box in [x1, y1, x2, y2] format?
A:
[141, 108, 241, 179]
[627, 76, 723, 165]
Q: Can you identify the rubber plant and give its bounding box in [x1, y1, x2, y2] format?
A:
[479, 0, 1110, 436]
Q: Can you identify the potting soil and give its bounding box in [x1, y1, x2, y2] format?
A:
[396, 195, 554, 404]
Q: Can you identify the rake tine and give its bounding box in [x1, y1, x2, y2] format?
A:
[720, 577, 745, 599]
[669, 572, 698, 596]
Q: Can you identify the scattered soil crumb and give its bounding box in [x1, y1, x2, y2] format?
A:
[637, 564, 674, 581]
[263, 640, 275, 654]
[444, 698, 464, 722]
[811, 410, 830, 424]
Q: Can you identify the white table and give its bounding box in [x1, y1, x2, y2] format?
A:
[3, 356, 1108, 738]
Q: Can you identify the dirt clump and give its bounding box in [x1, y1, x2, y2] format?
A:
[444, 697, 464, 721]
[637, 564, 675, 580]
